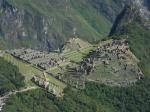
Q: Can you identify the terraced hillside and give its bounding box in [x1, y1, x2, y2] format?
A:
[1, 1, 150, 112]
[1, 38, 147, 112]
[61, 39, 143, 87]
[2, 37, 143, 91]
[1, 38, 92, 92]
[1, 38, 92, 96]
[3, 53, 66, 96]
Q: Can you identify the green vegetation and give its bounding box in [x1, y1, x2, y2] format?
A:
[87, 63, 137, 84]
[3, 53, 66, 95]
[110, 9, 150, 78]
[3, 18, 150, 111]
[2, 88, 114, 112]
[85, 39, 139, 85]
[3, 78, 150, 112]
[84, 79, 150, 112]
[47, 38, 94, 75]
[0, 0, 126, 50]
[0, 58, 24, 95]
[1, 3, 150, 112]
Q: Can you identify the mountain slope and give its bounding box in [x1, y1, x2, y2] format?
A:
[0, 0, 127, 50]
[0, 58, 24, 95]
[2, 2, 150, 112]
[109, 4, 150, 77]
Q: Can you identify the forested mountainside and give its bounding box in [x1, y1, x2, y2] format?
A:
[2, 1, 150, 112]
[0, 0, 128, 50]
[0, 58, 24, 95]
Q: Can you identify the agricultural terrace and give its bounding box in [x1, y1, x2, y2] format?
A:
[2, 38, 93, 94]
[1, 38, 144, 91]
[46, 38, 94, 75]
[3, 53, 66, 96]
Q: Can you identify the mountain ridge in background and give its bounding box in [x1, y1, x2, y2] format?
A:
[0, 0, 129, 50]
[1, 0, 150, 112]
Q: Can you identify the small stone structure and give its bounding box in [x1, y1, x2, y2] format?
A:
[31, 76, 60, 96]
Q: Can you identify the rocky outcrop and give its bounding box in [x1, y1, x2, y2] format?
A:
[109, 0, 150, 36]
[131, 0, 150, 20]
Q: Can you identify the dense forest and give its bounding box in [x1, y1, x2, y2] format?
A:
[3, 78, 150, 112]
[0, 58, 25, 95]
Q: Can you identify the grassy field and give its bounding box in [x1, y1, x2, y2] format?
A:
[64, 39, 94, 59]
[87, 63, 137, 85]
[3, 53, 66, 95]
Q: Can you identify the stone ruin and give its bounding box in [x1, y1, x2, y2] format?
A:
[9, 48, 67, 70]
[0, 50, 4, 57]
[31, 76, 58, 95]
[77, 39, 144, 81]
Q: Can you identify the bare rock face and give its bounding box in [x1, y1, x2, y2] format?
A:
[123, 0, 150, 21]
[109, 0, 150, 36]
[133, 0, 150, 29]
[132, 0, 150, 20]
